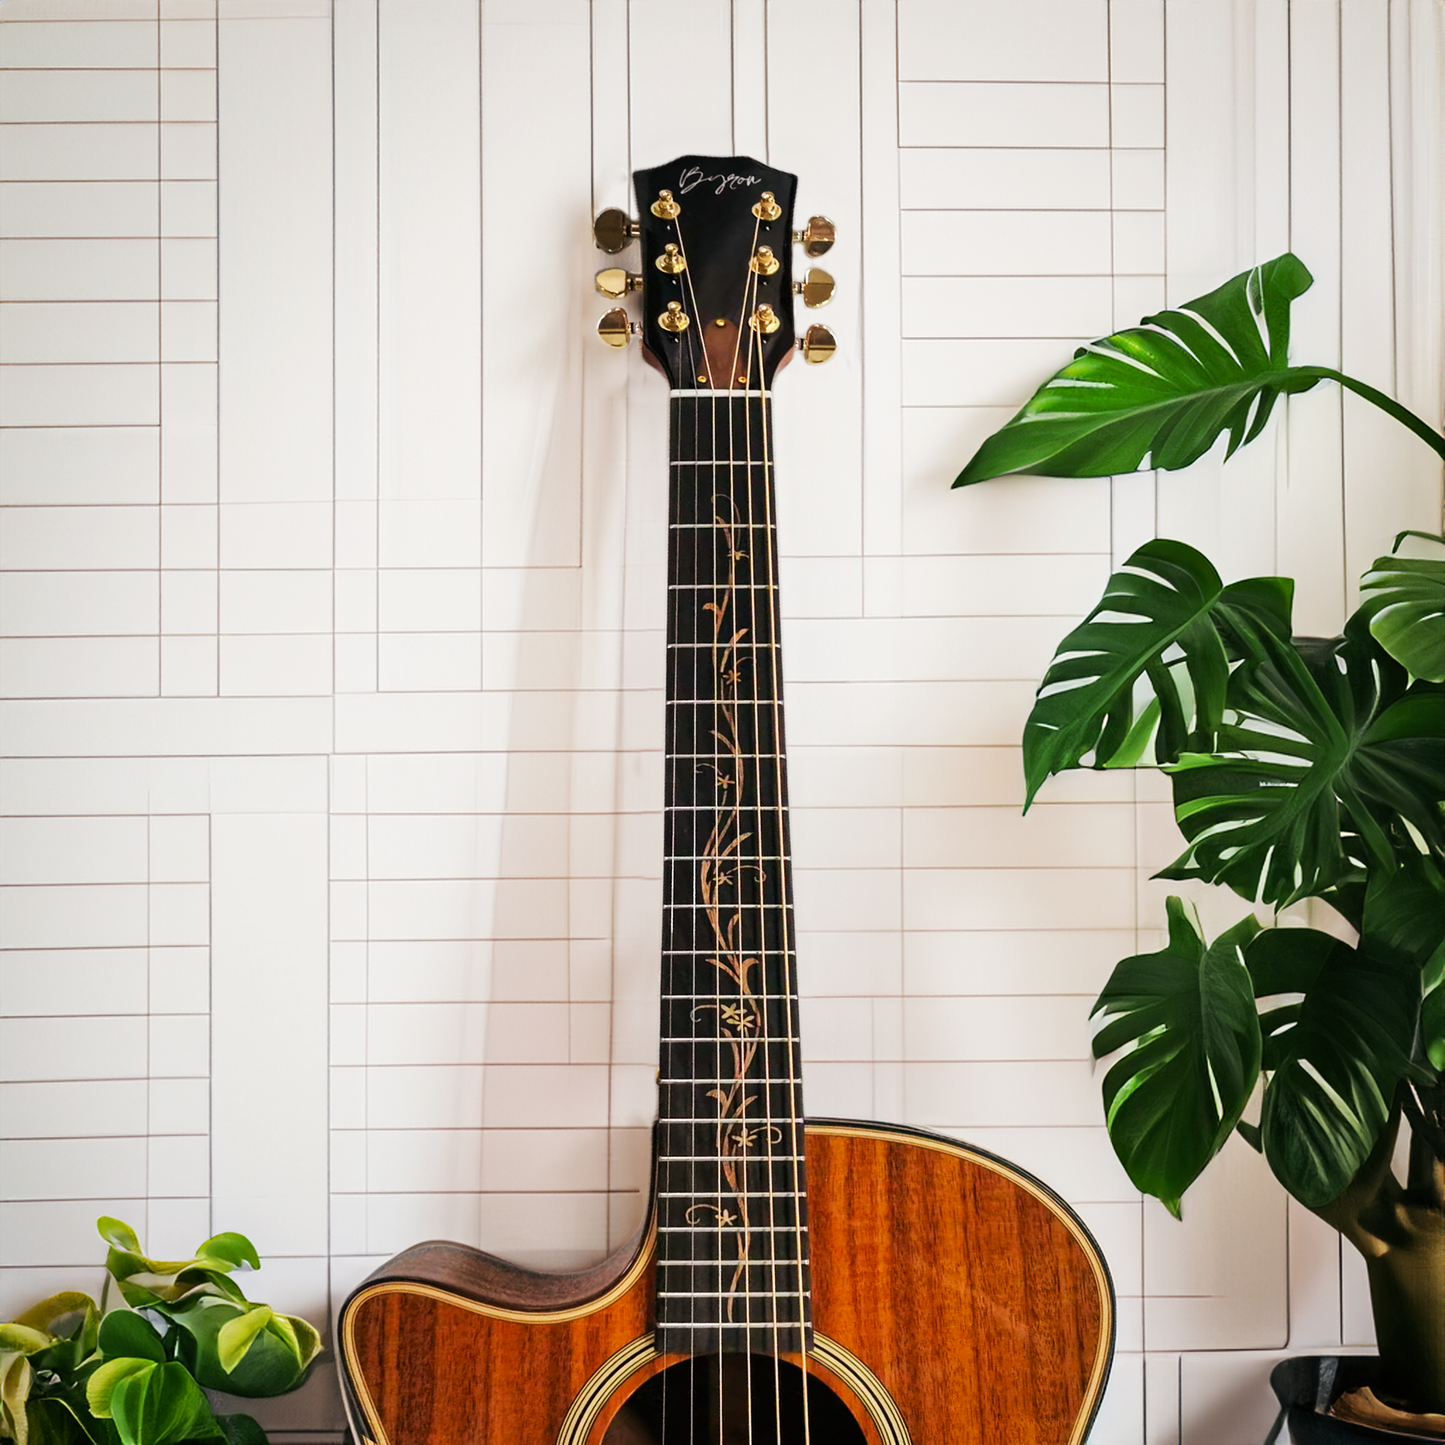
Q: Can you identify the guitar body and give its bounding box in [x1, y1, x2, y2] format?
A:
[340, 1120, 1113, 1445]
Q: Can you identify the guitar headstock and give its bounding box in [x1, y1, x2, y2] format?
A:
[593, 154, 835, 391]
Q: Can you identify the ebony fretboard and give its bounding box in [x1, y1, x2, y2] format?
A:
[653, 391, 811, 1357]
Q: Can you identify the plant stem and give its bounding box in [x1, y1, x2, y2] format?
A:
[1296, 367, 1445, 461]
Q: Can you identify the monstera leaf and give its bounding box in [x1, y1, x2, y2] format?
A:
[954, 252, 1445, 485]
[1090, 898, 1262, 1217]
[1253, 930, 1426, 1207]
[1358, 533, 1445, 683]
[1161, 624, 1445, 908]
[955, 254, 1320, 484]
[1021, 539, 1293, 806]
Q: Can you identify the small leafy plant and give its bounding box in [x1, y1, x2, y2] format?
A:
[0, 1219, 320, 1445]
[954, 254, 1444, 1415]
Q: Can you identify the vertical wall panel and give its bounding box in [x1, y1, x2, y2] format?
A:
[216, 5, 332, 508]
[377, 0, 481, 511]
[628, 0, 732, 165]
[1280, 0, 1346, 634]
[478, 0, 589, 571]
[217, 3, 333, 715]
[769, 0, 865, 561]
[334, 0, 381, 695]
[859, 0, 904, 561]
[211, 802, 329, 1252]
[377, 0, 482, 689]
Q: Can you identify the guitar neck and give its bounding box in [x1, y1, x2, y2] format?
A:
[654, 389, 811, 1356]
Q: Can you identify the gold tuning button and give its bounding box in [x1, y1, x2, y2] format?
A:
[798, 324, 836, 364]
[595, 268, 642, 299]
[593, 208, 639, 254]
[793, 215, 836, 258]
[793, 267, 834, 308]
[658, 301, 690, 333]
[596, 308, 639, 348]
[752, 191, 783, 222]
[748, 304, 781, 335]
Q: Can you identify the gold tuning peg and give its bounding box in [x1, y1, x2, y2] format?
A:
[798, 324, 836, 364]
[595, 268, 642, 299]
[658, 301, 690, 334]
[793, 216, 836, 258]
[597, 308, 639, 348]
[593, 208, 639, 254]
[793, 267, 834, 308]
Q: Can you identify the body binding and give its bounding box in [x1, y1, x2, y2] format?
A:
[340, 1119, 1114, 1445]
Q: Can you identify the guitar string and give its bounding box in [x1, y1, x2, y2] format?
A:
[739, 314, 767, 1445]
[715, 374, 729, 1445]
[743, 200, 812, 1445]
[691, 293, 705, 1443]
[665, 201, 713, 1430]
[737, 239, 786, 1445]
[672, 215, 707, 1441]
[736, 207, 801, 1445]
[735, 219, 764, 1445]
[673, 210, 713, 392]
[754, 303, 813, 1445]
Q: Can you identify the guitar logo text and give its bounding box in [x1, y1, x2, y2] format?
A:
[678, 165, 764, 196]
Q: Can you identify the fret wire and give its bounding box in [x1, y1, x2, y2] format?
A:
[665, 752, 786, 758]
[660, 1112, 804, 1119]
[663, 855, 789, 864]
[661, 809, 797, 820]
[667, 643, 779, 652]
[658, 1260, 809, 1271]
[659, 1038, 800, 1045]
[661, 985, 800, 991]
[658, 1154, 806, 1162]
[658, 1191, 805, 1199]
[657, 1225, 805, 1234]
[663, 900, 791, 909]
[661, 1294, 809, 1306]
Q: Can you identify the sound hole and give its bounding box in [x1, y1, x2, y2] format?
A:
[602, 1353, 868, 1444]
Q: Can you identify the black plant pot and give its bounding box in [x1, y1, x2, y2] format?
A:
[1269, 1357, 1441, 1444]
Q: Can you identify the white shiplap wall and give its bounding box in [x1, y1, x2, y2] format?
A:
[1, 2, 1440, 1442]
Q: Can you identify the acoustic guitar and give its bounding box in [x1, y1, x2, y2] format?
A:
[339, 155, 1114, 1445]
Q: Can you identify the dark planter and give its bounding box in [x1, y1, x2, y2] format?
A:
[1269, 1356, 1442, 1444]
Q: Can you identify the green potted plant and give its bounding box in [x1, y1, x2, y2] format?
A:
[953, 254, 1444, 1433]
[0, 1218, 320, 1445]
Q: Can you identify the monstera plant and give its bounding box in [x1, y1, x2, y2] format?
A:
[0, 1218, 320, 1445]
[954, 254, 1445, 1421]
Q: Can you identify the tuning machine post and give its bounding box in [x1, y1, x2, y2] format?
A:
[593, 208, 640, 254]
